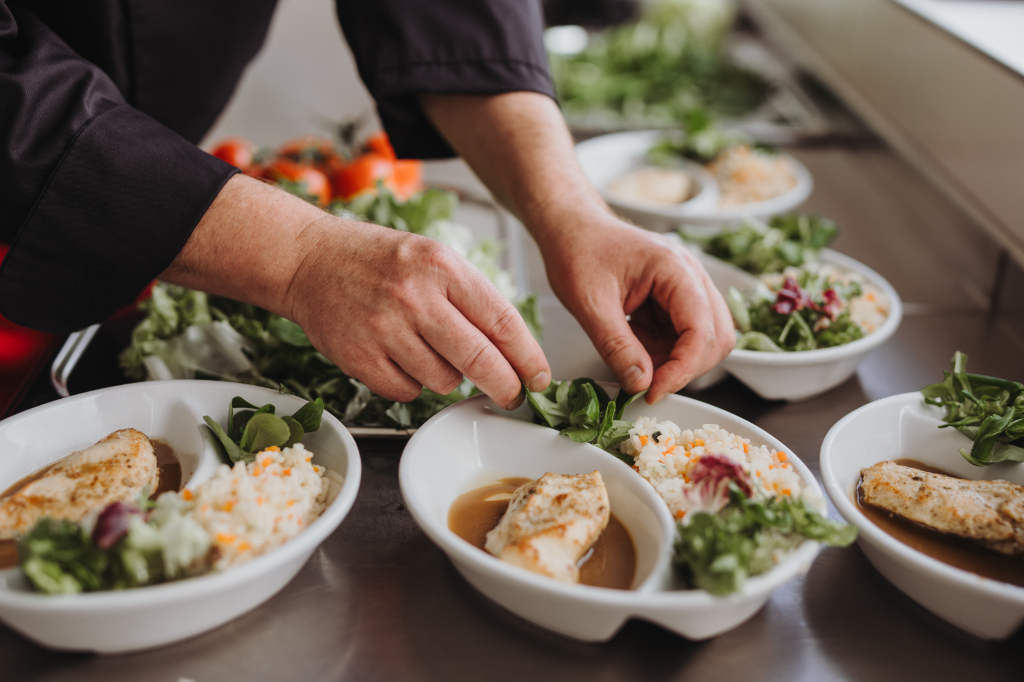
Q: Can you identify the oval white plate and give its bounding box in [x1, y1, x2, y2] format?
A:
[0, 380, 361, 653]
[576, 130, 812, 232]
[820, 392, 1024, 639]
[400, 391, 826, 641]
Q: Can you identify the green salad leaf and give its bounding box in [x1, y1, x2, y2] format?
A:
[525, 378, 645, 457]
[551, 0, 771, 126]
[682, 214, 838, 276]
[203, 395, 323, 464]
[674, 485, 857, 595]
[921, 351, 1024, 466]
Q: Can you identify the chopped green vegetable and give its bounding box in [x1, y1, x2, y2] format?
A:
[674, 485, 856, 595]
[646, 108, 754, 165]
[682, 214, 838, 276]
[921, 351, 1024, 466]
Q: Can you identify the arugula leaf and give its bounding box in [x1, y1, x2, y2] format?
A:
[683, 215, 838, 276]
[204, 395, 324, 463]
[524, 378, 643, 457]
[921, 351, 1024, 466]
[203, 416, 246, 463]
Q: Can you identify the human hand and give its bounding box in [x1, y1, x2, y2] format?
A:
[284, 216, 551, 408]
[541, 217, 734, 403]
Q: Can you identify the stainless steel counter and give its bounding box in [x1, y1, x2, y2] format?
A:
[3, 143, 1023, 680]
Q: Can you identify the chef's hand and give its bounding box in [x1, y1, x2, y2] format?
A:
[161, 174, 549, 408]
[540, 214, 734, 402]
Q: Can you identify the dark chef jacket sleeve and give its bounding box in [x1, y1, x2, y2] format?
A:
[336, 0, 556, 159]
[0, 3, 237, 333]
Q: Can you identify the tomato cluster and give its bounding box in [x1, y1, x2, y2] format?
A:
[210, 131, 422, 207]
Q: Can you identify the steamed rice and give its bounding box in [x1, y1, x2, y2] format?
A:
[178, 443, 329, 569]
[619, 419, 815, 521]
[707, 145, 798, 206]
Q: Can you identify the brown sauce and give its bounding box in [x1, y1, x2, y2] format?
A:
[448, 477, 637, 590]
[855, 458, 1024, 588]
[0, 438, 183, 569]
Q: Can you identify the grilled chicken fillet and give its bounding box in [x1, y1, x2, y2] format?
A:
[0, 429, 159, 540]
[485, 471, 610, 583]
[859, 461, 1024, 555]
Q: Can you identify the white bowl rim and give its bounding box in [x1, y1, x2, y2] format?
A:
[576, 129, 813, 221]
[724, 248, 903, 365]
[399, 392, 825, 609]
[0, 379, 362, 610]
[819, 391, 1024, 604]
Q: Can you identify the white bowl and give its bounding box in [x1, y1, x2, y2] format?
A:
[720, 248, 903, 401]
[820, 393, 1024, 639]
[576, 130, 812, 232]
[0, 380, 361, 653]
[399, 392, 826, 641]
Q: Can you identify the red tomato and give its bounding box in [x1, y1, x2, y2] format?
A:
[210, 138, 256, 171]
[391, 159, 423, 199]
[262, 159, 332, 206]
[330, 154, 395, 200]
[278, 136, 339, 171]
[363, 131, 396, 160]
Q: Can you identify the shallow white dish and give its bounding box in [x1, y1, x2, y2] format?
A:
[820, 393, 1024, 639]
[0, 380, 361, 653]
[399, 392, 825, 641]
[576, 130, 812, 232]
[719, 248, 903, 401]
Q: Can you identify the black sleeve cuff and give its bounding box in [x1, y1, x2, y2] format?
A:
[0, 104, 236, 333]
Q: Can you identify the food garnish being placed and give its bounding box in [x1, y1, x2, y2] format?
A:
[921, 351, 1024, 466]
[1, 429, 158, 541]
[859, 461, 1024, 555]
[484, 471, 610, 584]
[525, 378, 856, 594]
[727, 267, 888, 352]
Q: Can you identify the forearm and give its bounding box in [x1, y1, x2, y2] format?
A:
[419, 92, 613, 255]
[159, 174, 330, 321]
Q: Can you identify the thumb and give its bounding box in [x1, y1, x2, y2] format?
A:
[574, 295, 653, 394]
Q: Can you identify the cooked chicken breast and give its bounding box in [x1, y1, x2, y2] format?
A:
[859, 461, 1024, 555]
[484, 471, 610, 583]
[0, 429, 158, 540]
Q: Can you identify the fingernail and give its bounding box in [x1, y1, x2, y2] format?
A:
[527, 370, 550, 392]
[623, 365, 644, 389]
[505, 392, 525, 411]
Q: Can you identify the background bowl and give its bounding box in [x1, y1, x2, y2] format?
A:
[576, 130, 812, 232]
[820, 393, 1024, 639]
[0, 380, 361, 653]
[720, 248, 903, 401]
[399, 392, 827, 641]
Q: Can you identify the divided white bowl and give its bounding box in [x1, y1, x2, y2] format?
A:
[576, 130, 813, 232]
[820, 393, 1024, 639]
[399, 391, 826, 641]
[717, 248, 903, 401]
[0, 380, 361, 653]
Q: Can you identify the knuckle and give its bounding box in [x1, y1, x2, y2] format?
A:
[462, 339, 499, 378]
[487, 305, 521, 344]
[597, 332, 635, 361]
[430, 370, 463, 396]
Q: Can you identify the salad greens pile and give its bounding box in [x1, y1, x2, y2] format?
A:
[524, 377, 855, 595]
[674, 485, 856, 595]
[646, 108, 753, 165]
[526, 378, 646, 457]
[727, 271, 863, 352]
[120, 187, 540, 429]
[203, 396, 324, 464]
[550, 0, 771, 127]
[921, 351, 1024, 466]
[682, 214, 839, 275]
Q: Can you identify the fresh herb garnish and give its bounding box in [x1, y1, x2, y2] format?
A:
[683, 215, 838, 276]
[203, 396, 323, 464]
[673, 485, 857, 595]
[921, 351, 1024, 466]
[525, 378, 646, 458]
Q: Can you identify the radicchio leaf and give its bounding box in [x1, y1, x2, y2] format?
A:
[91, 502, 143, 549]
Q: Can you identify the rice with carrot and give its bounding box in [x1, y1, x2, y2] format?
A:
[180, 443, 328, 569]
[619, 419, 810, 521]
